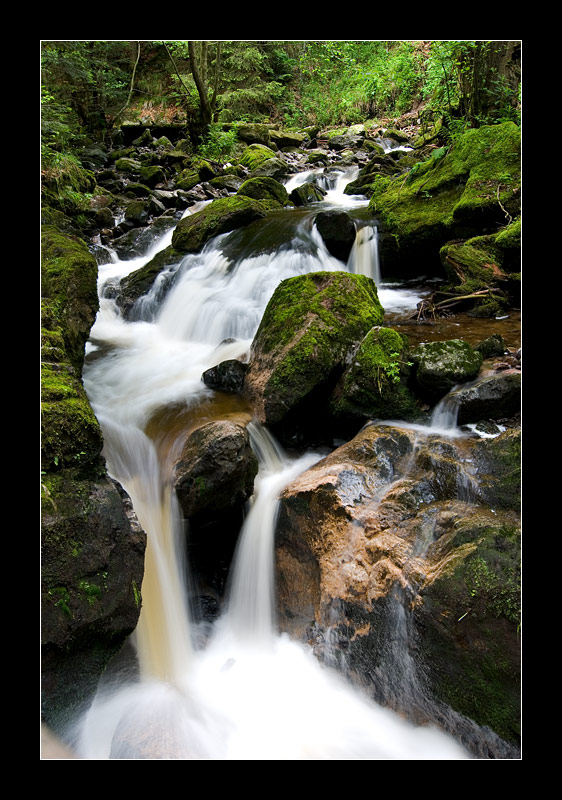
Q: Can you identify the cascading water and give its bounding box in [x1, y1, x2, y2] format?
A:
[348, 224, 381, 284]
[72, 168, 470, 759]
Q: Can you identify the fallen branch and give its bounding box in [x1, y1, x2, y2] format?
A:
[410, 288, 504, 320]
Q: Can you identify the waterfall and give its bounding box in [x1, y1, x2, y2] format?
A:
[72, 181, 471, 760]
[429, 391, 461, 433]
[348, 224, 381, 284]
[222, 423, 322, 648]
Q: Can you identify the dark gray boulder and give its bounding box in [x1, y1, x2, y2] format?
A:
[174, 421, 258, 519]
[314, 210, 357, 262]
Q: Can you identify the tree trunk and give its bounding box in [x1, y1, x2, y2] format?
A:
[457, 41, 521, 125]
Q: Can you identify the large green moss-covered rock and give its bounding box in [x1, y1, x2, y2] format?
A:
[439, 217, 521, 315]
[367, 122, 521, 277]
[238, 143, 278, 171]
[238, 143, 289, 178]
[171, 195, 268, 254]
[269, 128, 307, 150]
[237, 176, 290, 209]
[243, 271, 384, 438]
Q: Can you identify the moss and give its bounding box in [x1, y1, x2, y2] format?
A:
[41, 371, 104, 475]
[171, 195, 268, 254]
[473, 429, 521, 512]
[412, 339, 483, 399]
[78, 579, 103, 605]
[115, 157, 142, 174]
[367, 123, 521, 269]
[417, 511, 521, 745]
[238, 143, 279, 172]
[495, 217, 521, 251]
[256, 272, 383, 356]
[237, 176, 290, 208]
[331, 326, 420, 422]
[132, 580, 141, 609]
[41, 225, 99, 375]
[249, 272, 384, 426]
[140, 164, 165, 187]
[176, 168, 201, 190]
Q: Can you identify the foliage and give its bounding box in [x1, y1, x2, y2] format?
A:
[41, 40, 521, 162]
[198, 123, 238, 160]
[292, 41, 424, 127]
[41, 41, 137, 140]
[421, 41, 521, 141]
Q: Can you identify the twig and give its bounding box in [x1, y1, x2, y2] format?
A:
[496, 184, 513, 224]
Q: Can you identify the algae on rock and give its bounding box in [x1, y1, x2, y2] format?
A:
[244, 271, 384, 439]
[367, 122, 521, 278]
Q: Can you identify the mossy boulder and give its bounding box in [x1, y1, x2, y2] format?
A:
[411, 339, 483, 400]
[115, 156, 143, 175]
[269, 129, 307, 150]
[237, 176, 290, 209]
[289, 182, 326, 206]
[41, 226, 99, 376]
[244, 271, 384, 440]
[238, 143, 288, 178]
[41, 363, 104, 474]
[439, 217, 521, 314]
[139, 164, 166, 187]
[171, 195, 268, 254]
[176, 168, 201, 191]
[124, 199, 150, 226]
[233, 123, 272, 146]
[367, 122, 521, 277]
[330, 326, 420, 428]
[238, 143, 278, 170]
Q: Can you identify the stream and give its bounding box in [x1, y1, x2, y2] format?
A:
[71, 167, 519, 759]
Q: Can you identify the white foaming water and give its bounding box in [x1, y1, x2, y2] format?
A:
[75, 178, 470, 759]
[348, 224, 381, 284]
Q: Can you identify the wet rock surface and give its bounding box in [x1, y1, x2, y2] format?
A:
[275, 422, 521, 755]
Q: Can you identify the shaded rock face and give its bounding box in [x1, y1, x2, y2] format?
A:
[243, 271, 384, 445]
[173, 419, 259, 613]
[314, 210, 357, 262]
[41, 476, 146, 731]
[41, 225, 146, 733]
[275, 423, 521, 755]
[451, 370, 521, 426]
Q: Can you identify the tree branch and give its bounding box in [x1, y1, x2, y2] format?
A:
[115, 41, 141, 120]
